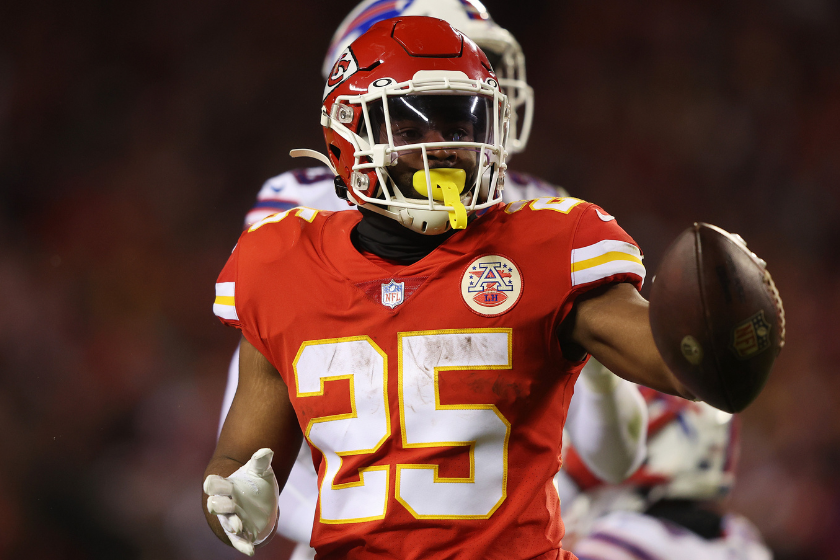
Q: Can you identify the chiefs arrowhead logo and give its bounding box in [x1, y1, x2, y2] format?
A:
[323, 47, 358, 100]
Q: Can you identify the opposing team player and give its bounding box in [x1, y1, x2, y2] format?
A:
[562, 389, 772, 559]
[204, 17, 697, 558]
[217, 1, 648, 557]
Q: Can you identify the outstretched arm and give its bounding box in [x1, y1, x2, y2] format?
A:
[203, 336, 304, 552]
[562, 282, 694, 399]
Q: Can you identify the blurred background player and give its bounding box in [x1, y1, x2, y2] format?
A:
[217, 2, 648, 557]
[558, 388, 772, 559]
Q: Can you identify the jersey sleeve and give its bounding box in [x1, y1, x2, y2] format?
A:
[213, 238, 245, 329]
[214, 208, 326, 363]
[569, 204, 645, 296]
[212, 233, 277, 361]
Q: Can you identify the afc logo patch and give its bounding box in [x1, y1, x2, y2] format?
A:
[460, 255, 523, 317]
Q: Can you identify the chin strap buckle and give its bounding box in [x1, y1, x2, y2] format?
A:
[334, 176, 349, 200]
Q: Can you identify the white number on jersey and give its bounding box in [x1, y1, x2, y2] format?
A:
[294, 330, 512, 523]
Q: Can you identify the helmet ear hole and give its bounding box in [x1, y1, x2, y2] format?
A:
[329, 143, 342, 160]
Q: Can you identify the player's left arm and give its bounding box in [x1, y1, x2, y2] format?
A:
[562, 282, 694, 399]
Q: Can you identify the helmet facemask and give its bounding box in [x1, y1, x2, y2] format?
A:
[329, 72, 510, 235]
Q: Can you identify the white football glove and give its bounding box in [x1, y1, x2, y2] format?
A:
[204, 448, 280, 556]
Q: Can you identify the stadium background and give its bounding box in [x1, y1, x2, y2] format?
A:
[1, 0, 838, 558]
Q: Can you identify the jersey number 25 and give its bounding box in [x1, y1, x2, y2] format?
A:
[294, 329, 512, 523]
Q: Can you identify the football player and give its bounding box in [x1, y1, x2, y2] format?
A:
[217, 2, 649, 558]
[204, 17, 694, 559]
[562, 389, 772, 559]
[219, 0, 646, 560]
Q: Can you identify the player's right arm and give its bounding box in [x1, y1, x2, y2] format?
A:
[215, 168, 345, 549]
[210, 206, 331, 553]
[203, 336, 304, 552]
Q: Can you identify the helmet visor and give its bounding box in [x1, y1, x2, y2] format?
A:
[368, 93, 495, 148]
[361, 93, 502, 206]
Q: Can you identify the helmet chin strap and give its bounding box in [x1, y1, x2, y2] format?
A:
[367, 171, 458, 236]
[289, 149, 337, 175]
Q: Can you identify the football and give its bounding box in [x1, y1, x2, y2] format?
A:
[649, 223, 785, 413]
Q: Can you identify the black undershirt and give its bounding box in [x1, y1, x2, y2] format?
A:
[351, 207, 457, 264]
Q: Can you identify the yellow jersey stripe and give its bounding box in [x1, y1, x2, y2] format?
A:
[571, 251, 644, 272]
[214, 295, 235, 306]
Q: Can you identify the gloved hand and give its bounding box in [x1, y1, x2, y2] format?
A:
[204, 448, 280, 556]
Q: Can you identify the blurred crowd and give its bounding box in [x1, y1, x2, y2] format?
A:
[0, 0, 838, 558]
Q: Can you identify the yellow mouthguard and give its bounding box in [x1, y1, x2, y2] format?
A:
[412, 168, 468, 229]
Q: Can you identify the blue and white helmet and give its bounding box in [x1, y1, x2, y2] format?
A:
[321, 0, 533, 155]
[630, 389, 740, 501]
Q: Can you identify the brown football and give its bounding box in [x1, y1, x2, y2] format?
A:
[649, 223, 785, 412]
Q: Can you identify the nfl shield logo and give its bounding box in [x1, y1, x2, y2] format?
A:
[381, 280, 405, 309]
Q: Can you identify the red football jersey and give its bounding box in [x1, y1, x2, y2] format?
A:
[213, 198, 645, 560]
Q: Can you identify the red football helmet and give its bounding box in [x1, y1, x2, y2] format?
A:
[321, 0, 533, 154]
[317, 16, 510, 235]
